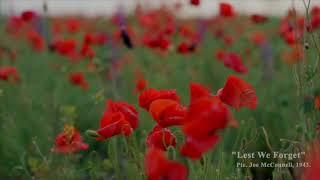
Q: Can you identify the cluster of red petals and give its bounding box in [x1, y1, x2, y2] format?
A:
[96, 100, 138, 140]
[310, 6, 320, 31]
[27, 30, 45, 52]
[216, 51, 248, 74]
[149, 99, 187, 127]
[218, 75, 257, 110]
[134, 71, 148, 93]
[21, 10, 37, 22]
[249, 31, 266, 46]
[145, 148, 188, 180]
[180, 83, 234, 159]
[53, 125, 88, 154]
[142, 33, 171, 51]
[190, 0, 200, 6]
[83, 32, 108, 46]
[139, 89, 180, 111]
[146, 125, 177, 151]
[69, 72, 89, 90]
[0, 66, 20, 83]
[219, 3, 235, 17]
[176, 42, 196, 54]
[250, 14, 268, 24]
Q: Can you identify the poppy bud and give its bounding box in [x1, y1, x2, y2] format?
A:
[86, 130, 100, 138]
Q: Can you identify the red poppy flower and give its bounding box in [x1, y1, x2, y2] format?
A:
[145, 148, 188, 180]
[180, 134, 219, 159]
[69, 72, 89, 90]
[283, 31, 297, 45]
[27, 30, 45, 52]
[215, 49, 226, 61]
[146, 125, 177, 151]
[66, 18, 81, 33]
[223, 35, 234, 46]
[219, 3, 235, 17]
[311, 15, 320, 30]
[189, 82, 211, 104]
[312, 6, 320, 16]
[222, 52, 248, 74]
[96, 100, 138, 140]
[142, 33, 171, 51]
[21, 10, 37, 22]
[250, 31, 266, 46]
[250, 14, 268, 24]
[84, 32, 107, 45]
[217, 75, 257, 110]
[5, 16, 25, 36]
[53, 125, 88, 154]
[177, 42, 196, 54]
[0, 66, 20, 83]
[183, 96, 233, 140]
[177, 42, 189, 54]
[139, 89, 180, 110]
[149, 99, 187, 127]
[281, 44, 303, 64]
[80, 43, 95, 59]
[51, 39, 77, 56]
[190, 0, 200, 6]
[135, 78, 148, 94]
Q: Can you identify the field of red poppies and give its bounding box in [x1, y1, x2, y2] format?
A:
[2, 1, 320, 179]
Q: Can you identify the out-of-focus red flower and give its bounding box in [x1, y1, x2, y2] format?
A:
[312, 6, 320, 16]
[250, 31, 266, 46]
[250, 14, 268, 24]
[139, 89, 180, 111]
[315, 96, 320, 110]
[190, 0, 200, 6]
[51, 39, 77, 56]
[282, 45, 304, 64]
[5, 16, 25, 36]
[66, 19, 81, 33]
[53, 125, 88, 154]
[149, 99, 187, 127]
[84, 32, 108, 45]
[223, 35, 234, 46]
[176, 42, 196, 54]
[145, 148, 188, 180]
[80, 43, 95, 59]
[69, 72, 89, 90]
[0, 66, 20, 83]
[27, 30, 45, 51]
[217, 75, 257, 110]
[135, 78, 148, 94]
[215, 49, 226, 61]
[21, 10, 37, 22]
[96, 100, 138, 140]
[142, 33, 171, 51]
[301, 142, 320, 180]
[180, 134, 219, 159]
[146, 125, 177, 151]
[222, 52, 248, 74]
[219, 3, 235, 17]
[177, 42, 189, 54]
[311, 15, 320, 30]
[283, 31, 297, 45]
